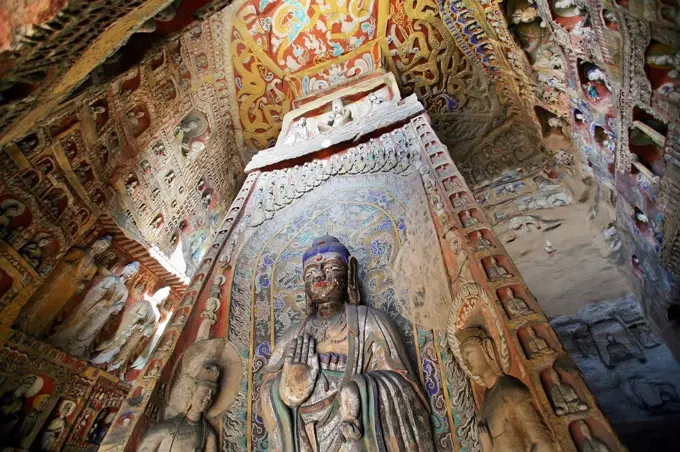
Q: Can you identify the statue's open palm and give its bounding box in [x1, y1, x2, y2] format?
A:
[280, 334, 319, 407]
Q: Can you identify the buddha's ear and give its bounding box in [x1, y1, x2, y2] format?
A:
[347, 256, 361, 305]
[482, 337, 502, 375]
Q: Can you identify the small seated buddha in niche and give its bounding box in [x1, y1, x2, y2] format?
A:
[547, 368, 588, 415]
[574, 420, 611, 452]
[259, 236, 434, 451]
[551, 0, 588, 31]
[461, 210, 480, 228]
[502, 287, 533, 318]
[475, 231, 493, 251]
[318, 99, 353, 133]
[525, 327, 553, 358]
[646, 44, 680, 103]
[510, 0, 540, 24]
[454, 327, 558, 452]
[486, 257, 512, 281]
[453, 193, 468, 209]
[581, 63, 612, 101]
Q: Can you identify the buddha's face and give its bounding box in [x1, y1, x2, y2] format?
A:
[460, 338, 492, 385]
[91, 239, 111, 255]
[331, 99, 344, 115]
[304, 252, 348, 306]
[191, 383, 216, 413]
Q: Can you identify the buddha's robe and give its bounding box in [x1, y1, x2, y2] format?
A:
[17, 247, 98, 337]
[49, 274, 129, 359]
[260, 304, 434, 452]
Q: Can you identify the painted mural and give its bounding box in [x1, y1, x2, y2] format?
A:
[225, 0, 508, 153]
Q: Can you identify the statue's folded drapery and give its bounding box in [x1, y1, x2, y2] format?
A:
[260, 305, 435, 452]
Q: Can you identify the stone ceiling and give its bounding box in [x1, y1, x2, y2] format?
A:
[0, 0, 552, 274]
[0, 0, 541, 164]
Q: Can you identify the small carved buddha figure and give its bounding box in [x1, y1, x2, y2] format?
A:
[474, 231, 492, 251]
[126, 110, 145, 128]
[503, 287, 533, 318]
[259, 236, 434, 451]
[140, 362, 219, 452]
[453, 193, 468, 209]
[461, 210, 480, 228]
[574, 420, 610, 452]
[283, 117, 310, 145]
[486, 257, 511, 281]
[602, 332, 641, 367]
[525, 327, 553, 358]
[455, 328, 558, 452]
[547, 368, 588, 415]
[318, 98, 353, 133]
[551, 0, 588, 30]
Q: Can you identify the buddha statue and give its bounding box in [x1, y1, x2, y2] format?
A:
[486, 257, 511, 281]
[16, 236, 112, 338]
[318, 99, 353, 133]
[462, 211, 480, 228]
[475, 231, 493, 251]
[283, 117, 310, 145]
[455, 328, 558, 452]
[259, 236, 434, 451]
[547, 368, 588, 415]
[502, 287, 533, 318]
[140, 362, 219, 452]
[453, 193, 468, 209]
[49, 261, 141, 359]
[525, 327, 553, 358]
[574, 420, 610, 452]
[91, 287, 170, 376]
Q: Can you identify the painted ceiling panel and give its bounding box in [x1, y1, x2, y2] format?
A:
[225, 0, 510, 155]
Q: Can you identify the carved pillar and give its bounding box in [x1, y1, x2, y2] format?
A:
[412, 114, 625, 451]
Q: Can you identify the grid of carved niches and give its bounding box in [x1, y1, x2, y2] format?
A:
[413, 114, 624, 451]
[0, 0, 149, 137]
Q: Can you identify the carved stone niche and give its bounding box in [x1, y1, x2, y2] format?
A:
[442, 175, 464, 193]
[628, 109, 668, 179]
[459, 208, 483, 229]
[540, 364, 589, 415]
[481, 254, 514, 282]
[569, 419, 616, 451]
[548, 0, 589, 32]
[593, 125, 616, 155]
[587, 317, 646, 368]
[450, 191, 472, 209]
[125, 104, 150, 138]
[496, 284, 536, 319]
[645, 41, 680, 106]
[118, 68, 141, 96]
[535, 105, 568, 139]
[517, 323, 558, 359]
[15, 132, 42, 156]
[573, 108, 587, 128]
[428, 150, 448, 166]
[601, 9, 619, 31]
[434, 162, 455, 179]
[578, 60, 613, 106]
[468, 228, 495, 252]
